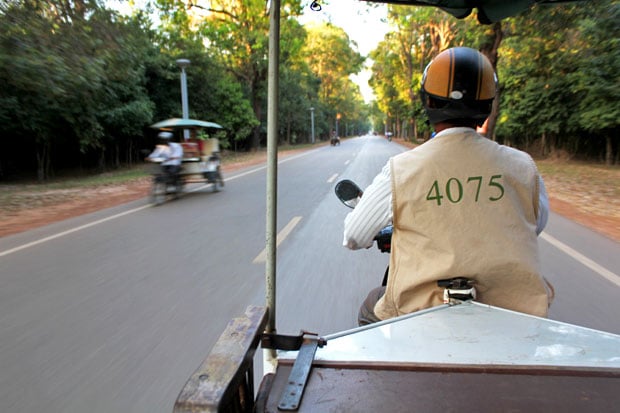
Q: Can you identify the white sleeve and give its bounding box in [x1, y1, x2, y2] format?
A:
[148, 145, 169, 159]
[343, 163, 393, 250]
[171, 143, 183, 159]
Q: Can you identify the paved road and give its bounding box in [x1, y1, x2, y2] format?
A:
[1, 135, 619, 412]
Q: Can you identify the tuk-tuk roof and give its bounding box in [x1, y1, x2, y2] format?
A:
[361, 0, 588, 24]
[150, 118, 223, 130]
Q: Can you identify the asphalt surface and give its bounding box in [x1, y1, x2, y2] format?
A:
[1, 135, 619, 412]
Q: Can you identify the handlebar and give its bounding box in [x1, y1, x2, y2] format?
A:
[335, 180, 392, 252]
[374, 225, 392, 253]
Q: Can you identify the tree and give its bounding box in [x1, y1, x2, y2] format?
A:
[172, 0, 304, 150]
[302, 22, 365, 136]
[568, 0, 619, 164]
[278, 17, 321, 144]
[496, 4, 588, 155]
[369, 6, 469, 140]
[0, 1, 106, 179]
[93, 9, 157, 168]
[0, 1, 159, 179]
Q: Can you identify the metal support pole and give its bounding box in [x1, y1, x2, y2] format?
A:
[264, 0, 281, 374]
[177, 59, 190, 141]
[310, 107, 315, 144]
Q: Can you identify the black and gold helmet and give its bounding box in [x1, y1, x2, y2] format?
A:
[420, 47, 497, 126]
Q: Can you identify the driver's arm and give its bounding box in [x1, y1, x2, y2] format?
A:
[147, 145, 168, 160]
[343, 162, 393, 250]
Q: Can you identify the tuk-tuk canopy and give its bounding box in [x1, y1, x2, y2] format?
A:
[361, 0, 587, 24]
[150, 118, 223, 130]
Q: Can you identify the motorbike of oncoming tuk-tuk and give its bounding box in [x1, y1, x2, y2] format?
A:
[146, 118, 225, 205]
[172, 1, 615, 412]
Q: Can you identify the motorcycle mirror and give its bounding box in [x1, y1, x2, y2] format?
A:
[335, 179, 363, 208]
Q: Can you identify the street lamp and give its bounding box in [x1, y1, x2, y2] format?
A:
[309, 107, 315, 144]
[336, 113, 341, 137]
[176, 58, 190, 141]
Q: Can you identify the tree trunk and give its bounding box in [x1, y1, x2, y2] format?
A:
[480, 22, 503, 140]
[605, 134, 613, 165]
[127, 140, 134, 167]
[115, 143, 120, 169]
[36, 152, 45, 182]
[35, 139, 51, 182]
[549, 133, 559, 156]
[487, 90, 500, 141]
[98, 148, 106, 172]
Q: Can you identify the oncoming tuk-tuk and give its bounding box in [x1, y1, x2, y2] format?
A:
[147, 118, 225, 205]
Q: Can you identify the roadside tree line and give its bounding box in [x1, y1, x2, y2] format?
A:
[368, 1, 618, 164]
[1, 1, 617, 181]
[0, 0, 369, 180]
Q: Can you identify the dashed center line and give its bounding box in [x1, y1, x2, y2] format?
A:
[253, 216, 303, 263]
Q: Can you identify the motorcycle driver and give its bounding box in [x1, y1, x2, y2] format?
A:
[148, 131, 184, 179]
[343, 47, 552, 325]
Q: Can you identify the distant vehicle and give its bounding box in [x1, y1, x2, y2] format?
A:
[330, 129, 340, 146]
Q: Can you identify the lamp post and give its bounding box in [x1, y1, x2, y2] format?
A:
[309, 107, 315, 144]
[176, 58, 190, 141]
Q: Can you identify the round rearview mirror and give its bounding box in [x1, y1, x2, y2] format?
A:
[335, 179, 363, 208]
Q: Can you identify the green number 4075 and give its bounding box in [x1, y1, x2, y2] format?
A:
[426, 175, 504, 206]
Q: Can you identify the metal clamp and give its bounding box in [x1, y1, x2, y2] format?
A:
[277, 333, 326, 411]
[261, 330, 326, 351]
[438, 277, 477, 304]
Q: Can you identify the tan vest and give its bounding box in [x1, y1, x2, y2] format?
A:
[374, 128, 550, 319]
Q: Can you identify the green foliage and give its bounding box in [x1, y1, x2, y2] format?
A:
[301, 22, 367, 138]
[364, 1, 617, 162]
[494, 0, 618, 163]
[2, 0, 616, 180]
[568, 1, 620, 131]
[0, 1, 159, 179]
[370, 6, 471, 139]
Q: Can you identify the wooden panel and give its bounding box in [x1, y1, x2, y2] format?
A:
[174, 306, 268, 413]
[260, 364, 620, 412]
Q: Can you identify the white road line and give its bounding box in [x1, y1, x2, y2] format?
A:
[253, 216, 302, 264]
[327, 173, 339, 183]
[0, 150, 317, 258]
[540, 232, 620, 287]
[0, 206, 151, 258]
